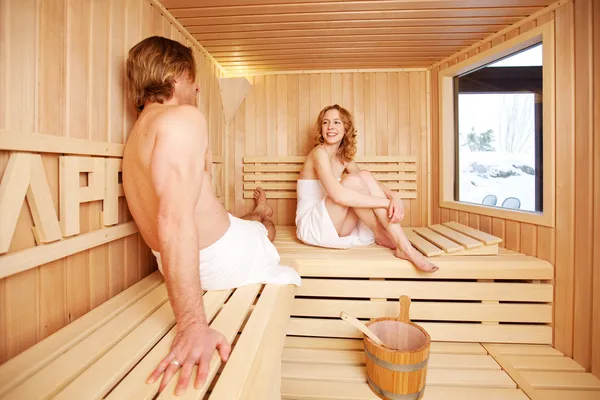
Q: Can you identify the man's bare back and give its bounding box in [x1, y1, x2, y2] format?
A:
[123, 103, 229, 252]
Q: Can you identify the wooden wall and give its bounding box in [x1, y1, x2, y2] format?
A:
[0, 0, 224, 364]
[430, 0, 599, 376]
[227, 71, 430, 226]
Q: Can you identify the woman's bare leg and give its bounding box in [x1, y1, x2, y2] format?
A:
[324, 175, 389, 240]
[350, 170, 437, 272]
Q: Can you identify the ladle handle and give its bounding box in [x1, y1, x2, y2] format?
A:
[399, 296, 411, 323]
[340, 312, 385, 346]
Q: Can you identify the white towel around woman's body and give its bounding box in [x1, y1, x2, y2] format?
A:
[151, 214, 302, 290]
[295, 179, 375, 249]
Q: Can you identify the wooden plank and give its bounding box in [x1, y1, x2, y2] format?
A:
[442, 222, 503, 245]
[413, 227, 464, 253]
[554, 1, 575, 358]
[281, 379, 528, 400]
[290, 256, 553, 280]
[244, 164, 302, 172]
[519, 371, 600, 390]
[281, 363, 516, 388]
[484, 343, 545, 400]
[239, 284, 296, 399]
[209, 285, 295, 399]
[0, 271, 163, 397]
[0, 131, 124, 156]
[282, 348, 500, 370]
[244, 172, 417, 182]
[286, 319, 552, 344]
[429, 224, 483, 249]
[291, 298, 552, 323]
[105, 288, 235, 400]
[243, 155, 416, 164]
[503, 355, 585, 372]
[484, 344, 563, 357]
[534, 390, 600, 400]
[244, 190, 418, 199]
[573, 0, 594, 371]
[296, 279, 553, 302]
[3, 284, 169, 399]
[157, 286, 259, 399]
[403, 228, 445, 256]
[0, 222, 138, 279]
[283, 337, 487, 355]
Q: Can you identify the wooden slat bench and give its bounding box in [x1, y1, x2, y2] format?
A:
[243, 155, 418, 199]
[273, 227, 553, 344]
[0, 271, 296, 400]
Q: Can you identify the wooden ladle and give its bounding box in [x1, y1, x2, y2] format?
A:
[340, 312, 387, 347]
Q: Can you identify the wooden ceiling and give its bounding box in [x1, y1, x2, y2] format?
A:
[158, 0, 555, 74]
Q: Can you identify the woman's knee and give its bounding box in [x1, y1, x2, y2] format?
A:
[356, 170, 375, 183]
[341, 174, 369, 193]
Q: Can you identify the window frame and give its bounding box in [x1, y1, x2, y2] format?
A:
[437, 21, 555, 227]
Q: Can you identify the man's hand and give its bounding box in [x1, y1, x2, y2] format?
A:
[147, 323, 231, 395]
[387, 196, 404, 223]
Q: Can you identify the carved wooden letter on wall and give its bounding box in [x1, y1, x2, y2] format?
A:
[104, 158, 123, 226]
[0, 153, 62, 253]
[60, 156, 105, 237]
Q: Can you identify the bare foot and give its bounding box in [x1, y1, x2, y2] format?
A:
[394, 249, 439, 273]
[374, 231, 397, 250]
[253, 188, 273, 219]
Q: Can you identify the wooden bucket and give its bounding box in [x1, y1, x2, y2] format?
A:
[363, 296, 431, 400]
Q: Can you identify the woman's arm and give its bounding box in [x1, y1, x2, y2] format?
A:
[313, 148, 389, 209]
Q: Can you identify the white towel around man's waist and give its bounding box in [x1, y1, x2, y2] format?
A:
[151, 214, 301, 290]
[295, 179, 374, 249]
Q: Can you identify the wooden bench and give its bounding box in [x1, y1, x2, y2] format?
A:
[273, 226, 553, 344]
[268, 229, 600, 400]
[243, 155, 418, 199]
[0, 271, 296, 399]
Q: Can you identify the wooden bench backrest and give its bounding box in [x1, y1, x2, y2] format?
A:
[243, 156, 418, 200]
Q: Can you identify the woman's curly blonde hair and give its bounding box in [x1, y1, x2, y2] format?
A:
[314, 104, 357, 162]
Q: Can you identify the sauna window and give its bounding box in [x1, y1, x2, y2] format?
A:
[453, 43, 543, 213]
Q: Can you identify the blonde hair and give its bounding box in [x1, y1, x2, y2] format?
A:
[314, 104, 357, 162]
[126, 36, 196, 112]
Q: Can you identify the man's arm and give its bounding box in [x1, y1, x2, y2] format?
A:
[152, 106, 206, 328]
[147, 106, 229, 395]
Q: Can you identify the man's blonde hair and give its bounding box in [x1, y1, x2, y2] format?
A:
[126, 36, 196, 112]
[314, 104, 358, 162]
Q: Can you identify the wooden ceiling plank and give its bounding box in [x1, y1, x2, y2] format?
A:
[195, 31, 489, 42]
[210, 48, 464, 57]
[214, 52, 458, 61]
[197, 36, 481, 47]
[187, 22, 508, 35]
[163, 0, 552, 16]
[204, 41, 474, 52]
[175, 7, 541, 26]
[220, 59, 442, 67]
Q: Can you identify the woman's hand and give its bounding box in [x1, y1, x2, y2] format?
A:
[387, 196, 404, 223]
[147, 322, 231, 395]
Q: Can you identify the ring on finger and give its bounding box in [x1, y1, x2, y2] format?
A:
[170, 359, 181, 368]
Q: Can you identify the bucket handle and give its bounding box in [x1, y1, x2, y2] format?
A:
[398, 296, 411, 323]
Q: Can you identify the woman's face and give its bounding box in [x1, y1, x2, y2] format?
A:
[321, 109, 346, 146]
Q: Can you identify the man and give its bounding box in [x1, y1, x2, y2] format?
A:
[122, 36, 300, 396]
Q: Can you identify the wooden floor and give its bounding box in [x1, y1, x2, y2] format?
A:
[280, 337, 600, 400]
[273, 227, 600, 399]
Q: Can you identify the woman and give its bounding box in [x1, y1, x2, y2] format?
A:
[295, 104, 438, 273]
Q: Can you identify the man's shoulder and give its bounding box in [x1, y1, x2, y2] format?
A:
[157, 104, 205, 124]
[155, 105, 207, 137]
